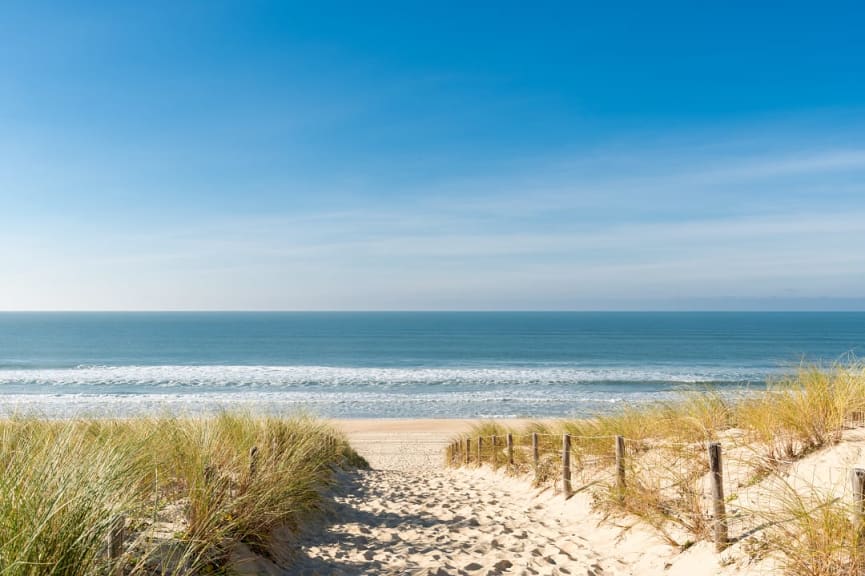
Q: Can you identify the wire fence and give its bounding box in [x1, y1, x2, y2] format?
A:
[445, 415, 865, 552]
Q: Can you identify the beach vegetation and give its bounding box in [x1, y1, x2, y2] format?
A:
[450, 363, 865, 574]
[0, 413, 364, 575]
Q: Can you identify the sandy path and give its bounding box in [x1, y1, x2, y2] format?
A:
[234, 421, 755, 575]
[290, 421, 613, 576]
[291, 467, 609, 576]
[275, 420, 744, 576]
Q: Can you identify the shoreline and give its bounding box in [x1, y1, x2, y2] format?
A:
[334, 418, 499, 435]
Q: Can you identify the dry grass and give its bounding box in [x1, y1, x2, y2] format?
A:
[450, 362, 865, 571]
[0, 413, 366, 575]
[737, 365, 865, 468]
[749, 481, 865, 576]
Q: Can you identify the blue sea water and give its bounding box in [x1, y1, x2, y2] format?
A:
[0, 312, 862, 418]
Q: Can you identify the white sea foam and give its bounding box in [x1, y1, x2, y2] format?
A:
[0, 364, 768, 417]
[0, 389, 696, 419]
[0, 364, 770, 389]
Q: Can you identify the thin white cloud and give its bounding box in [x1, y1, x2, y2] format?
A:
[3, 141, 865, 309]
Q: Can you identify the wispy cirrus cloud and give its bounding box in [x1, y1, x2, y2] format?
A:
[2, 129, 865, 311]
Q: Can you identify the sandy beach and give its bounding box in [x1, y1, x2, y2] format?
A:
[336, 419, 495, 471]
[230, 410, 862, 576]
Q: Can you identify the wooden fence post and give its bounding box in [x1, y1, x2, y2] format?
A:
[249, 446, 259, 478]
[477, 436, 483, 467]
[532, 432, 539, 471]
[708, 442, 729, 551]
[491, 435, 498, 469]
[465, 437, 471, 465]
[562, 434, 572, 498]
[507, 433, 514, 466]
[615, 435, 626, 501]
[851, 468, 865, 533]
[107, 514, 125, 573]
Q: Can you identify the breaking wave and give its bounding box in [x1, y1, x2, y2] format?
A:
[0, 364, 770, 389]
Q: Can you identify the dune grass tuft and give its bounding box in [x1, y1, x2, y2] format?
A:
[450, 362, 865, 571]
[0, 413, 364, 575]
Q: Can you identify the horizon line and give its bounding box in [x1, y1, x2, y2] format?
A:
[1, 309, 864, 314]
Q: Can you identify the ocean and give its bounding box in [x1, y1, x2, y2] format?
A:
[0, 312, 862, 418]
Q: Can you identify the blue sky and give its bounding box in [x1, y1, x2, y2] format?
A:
[1, 1, 865, 310]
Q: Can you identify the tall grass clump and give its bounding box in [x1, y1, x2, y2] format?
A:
[0, 413, 364, 575]
[754, 482, 865, 576]
[737, 365, 865, 467]
[450, 362, 865, 560]
[0, 420, 145, 575]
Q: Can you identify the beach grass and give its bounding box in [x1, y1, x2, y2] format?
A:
[451, 363, 865, 573]
[0, 413, 365, 575]
[457, 362, 865, 464]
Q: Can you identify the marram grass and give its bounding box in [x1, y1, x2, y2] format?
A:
[455, 363, 865, 469]
[0, 413, 366, 575]
[451, 363, 865, 575]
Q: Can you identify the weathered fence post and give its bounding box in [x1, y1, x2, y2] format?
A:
[708, 442, 729, 551]
[491, 435, 498, 469]
[562, 434, 572, 498]
[477, 436, 483, 467]
[615, 435, 626, 501]
[249, 446, 259, 478]
[532, 432, 539, 470]
[507, 433, 514, 466]
[107, 514, 125, 574]
[851, 468, 865, 533]
[465, 437, 471, 465]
